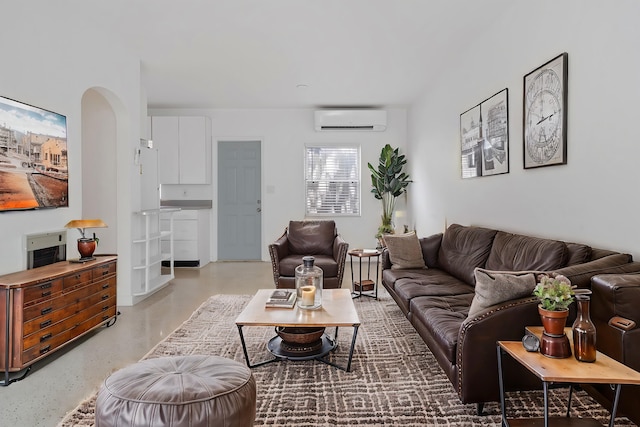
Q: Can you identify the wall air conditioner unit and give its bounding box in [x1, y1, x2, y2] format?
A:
[314, 109, 387, 131]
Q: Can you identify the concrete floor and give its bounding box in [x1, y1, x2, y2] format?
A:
[0, 261, 287, 427]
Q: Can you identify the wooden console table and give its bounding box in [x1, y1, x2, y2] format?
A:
[0, 255, 117, 385]
[497, 327, 640, 427]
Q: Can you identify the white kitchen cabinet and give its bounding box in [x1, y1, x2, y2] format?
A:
[161, 209, 210, 267]
[151, 116, 209, 184]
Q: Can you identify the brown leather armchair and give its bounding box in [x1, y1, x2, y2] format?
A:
[269, 220, 349, 289]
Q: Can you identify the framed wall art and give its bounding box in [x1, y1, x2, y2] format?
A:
[523, 52, 568, 169]
[460, 88, 509, 179]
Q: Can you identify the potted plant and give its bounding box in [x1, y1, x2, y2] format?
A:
[533, 273, 575, 358]
[367, 144, 412, 242]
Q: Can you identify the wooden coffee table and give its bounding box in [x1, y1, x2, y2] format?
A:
[235, 288, 361, 372]
[497, 327, 640, 427]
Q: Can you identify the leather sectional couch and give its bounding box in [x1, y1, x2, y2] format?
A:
[381, 224, 640, 414]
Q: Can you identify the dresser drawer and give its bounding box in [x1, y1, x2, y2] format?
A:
[63, 270, 93, 290]
[21, 302, 116, 365]
[92, 261, 116, 280]
[21, 279, 63, 306]
[22, 279, 116, 337]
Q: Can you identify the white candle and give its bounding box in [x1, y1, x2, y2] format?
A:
[301, 285, 315, 306]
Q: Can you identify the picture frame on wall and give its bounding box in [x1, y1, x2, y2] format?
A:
[523, 52, 568, 169]
[460, 88, 509, 178]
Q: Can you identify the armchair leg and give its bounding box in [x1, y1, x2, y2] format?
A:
[476, 402, 485, 416]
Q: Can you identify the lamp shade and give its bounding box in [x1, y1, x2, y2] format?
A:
[64, 219, 107, 229]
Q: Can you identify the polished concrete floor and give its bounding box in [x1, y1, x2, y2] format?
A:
[1, 261, 304, 427]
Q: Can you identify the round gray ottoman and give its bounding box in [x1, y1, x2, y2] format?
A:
[95, 355, 256, 427]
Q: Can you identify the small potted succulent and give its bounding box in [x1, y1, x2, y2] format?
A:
[533, 273, 575, 313]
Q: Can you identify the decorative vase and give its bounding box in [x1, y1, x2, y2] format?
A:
[572, 295, 597, 362]
[295, 256, 322, 309]
[538, 305, 572, 358]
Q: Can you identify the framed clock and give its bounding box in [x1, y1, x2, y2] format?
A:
[523, 52, 568, 169]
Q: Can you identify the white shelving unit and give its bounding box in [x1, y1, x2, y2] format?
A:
[132, 208, 179, 298]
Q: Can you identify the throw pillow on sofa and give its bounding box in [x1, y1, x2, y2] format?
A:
[383, 231, 427, 270]
[467, 268, 537, 318]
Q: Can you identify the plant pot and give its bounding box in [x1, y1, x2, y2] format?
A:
[538, 305, 572, 358]
[77, 238, 97, 260]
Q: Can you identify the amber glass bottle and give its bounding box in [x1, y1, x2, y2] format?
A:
[572, 295, 597, 362]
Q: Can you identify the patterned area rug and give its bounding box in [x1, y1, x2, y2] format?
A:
[59, 292, 633, 426]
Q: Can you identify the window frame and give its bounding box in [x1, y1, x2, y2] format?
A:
[304, 144, 361, 217]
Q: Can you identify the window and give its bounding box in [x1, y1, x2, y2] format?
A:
[305, 145, 360, 216]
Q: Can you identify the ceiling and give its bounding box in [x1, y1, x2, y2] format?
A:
[86, 0, 508, 109]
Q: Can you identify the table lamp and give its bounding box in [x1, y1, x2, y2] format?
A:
[65, 219, 107, 261]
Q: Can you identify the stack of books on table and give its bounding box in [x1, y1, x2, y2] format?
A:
[265, 289, 297, 308]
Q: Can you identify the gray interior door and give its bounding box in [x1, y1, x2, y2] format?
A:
[218, 141, 262, 260]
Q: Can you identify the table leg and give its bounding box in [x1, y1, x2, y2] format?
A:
[345, 325, 359, 372]
[496, 345, 509, 427]
[566, 384, 574, 417]
[543, 381, 549, 427]
[237, 324, 277, 369]
[609, 384, 622, 427]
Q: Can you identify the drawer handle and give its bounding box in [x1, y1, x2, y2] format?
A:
[101, 269, 109, 276]
[101, 294, 110, 300]
[75, 274, 81, 279]
[102, 315, 110, 321]
[40, 333, 52, 342]
[40, 319, 52, 328]
[40, 345, 51, 355]
[41, 307, 52, 315]
[102, 283, 110, 289]
[102, 305, 109, 311]
[40, 283, 52, 290]
[41, 291, 51, 297]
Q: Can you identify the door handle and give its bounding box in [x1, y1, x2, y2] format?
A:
[257, 207, 262, 213]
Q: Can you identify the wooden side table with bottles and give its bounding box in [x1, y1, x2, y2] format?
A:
[497, 327, 640, 427]
[348, 249, 381, 299]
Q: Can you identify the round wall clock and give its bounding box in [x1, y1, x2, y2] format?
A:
[523, 53, 568, 168]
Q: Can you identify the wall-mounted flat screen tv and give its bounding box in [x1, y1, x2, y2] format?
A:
[0, 95, 68, 212]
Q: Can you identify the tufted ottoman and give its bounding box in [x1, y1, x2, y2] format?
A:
[95, 355, 256, 427]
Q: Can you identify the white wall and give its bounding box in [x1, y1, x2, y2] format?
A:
[407, 0, 640, 258]
[149, 107, 408, 260]
[0, 4, 142, 307]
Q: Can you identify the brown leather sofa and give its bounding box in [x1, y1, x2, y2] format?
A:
[381, 224, 640, 413]
[269, 220, 349, 289]
[584, 273, 640, 425]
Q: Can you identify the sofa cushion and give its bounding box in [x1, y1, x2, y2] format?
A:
[485, 231, 568, 271]
[419, 233, 443, 268]
[438, 224, 498, 286]
[392, 269, 474, 313]
[278, 254, 338, 278]
[410, 294, 475, 364]
[384, 231, 427, 270]
[287, 220, 335, 256]
[467, 268, 537, 318]
[565, 242, 592, 266]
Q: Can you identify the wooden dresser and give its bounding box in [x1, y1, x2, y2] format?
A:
[1, 255, 117, 384]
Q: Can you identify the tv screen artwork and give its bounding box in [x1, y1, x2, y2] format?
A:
[0, 96, 68, 211]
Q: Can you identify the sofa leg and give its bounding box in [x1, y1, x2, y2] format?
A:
[476, 402, 485, 416]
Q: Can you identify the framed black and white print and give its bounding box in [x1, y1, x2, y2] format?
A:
[460, 88, 509, 178]
[460, 104, 482, 179]
[523, 53, 568, 169]
[480, 89, 509, 176]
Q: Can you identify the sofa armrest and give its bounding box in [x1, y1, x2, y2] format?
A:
[591, 273, 640, 370]
[268, 229, 289, 286]
[456, 296, 541, 403]
[332, 234, 349, 286]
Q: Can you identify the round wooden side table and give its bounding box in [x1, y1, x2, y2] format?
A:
[348, 249, 381, 299]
